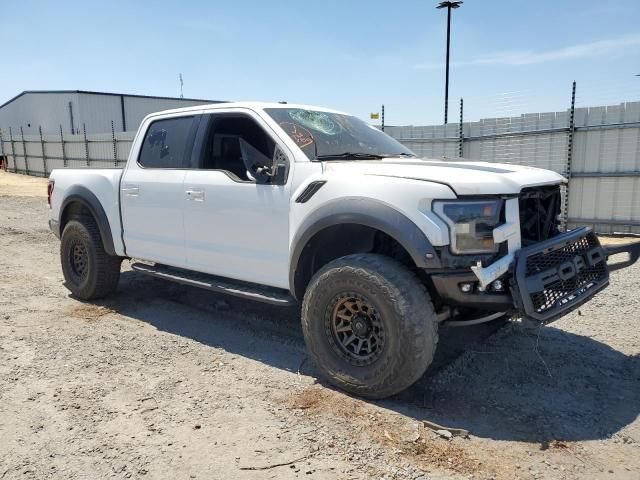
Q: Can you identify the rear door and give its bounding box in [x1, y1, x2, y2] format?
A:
[120, 113, 200, 267]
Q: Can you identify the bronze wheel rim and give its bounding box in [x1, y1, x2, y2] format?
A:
[69, 239, 89, 283]
[325, 293, 385, 366]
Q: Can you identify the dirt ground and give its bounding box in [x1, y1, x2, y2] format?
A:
[1, 170, 639, 480]
[0, 171, 48, 196]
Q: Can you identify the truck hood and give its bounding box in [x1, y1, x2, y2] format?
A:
[323, 158, 566, 196]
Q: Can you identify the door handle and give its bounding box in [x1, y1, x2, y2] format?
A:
[122, 184, 139, 196]
[185, 189, 204, 201]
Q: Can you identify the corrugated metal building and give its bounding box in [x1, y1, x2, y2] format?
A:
[0, 90, 222, 137]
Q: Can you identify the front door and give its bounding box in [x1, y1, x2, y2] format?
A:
[182, 111, 291, 289]
[121, 114, 200, 267]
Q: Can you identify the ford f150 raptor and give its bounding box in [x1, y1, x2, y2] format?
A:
[48, 102, 640, 398]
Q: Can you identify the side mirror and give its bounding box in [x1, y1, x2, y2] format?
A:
[272, 163, 287, 185]
[238, 138, 289, 185]
[270, 146, 288, 185]
[251, 163, 286, 185]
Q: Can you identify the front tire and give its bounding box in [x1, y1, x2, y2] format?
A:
[301, 254, 438, 399]
[60, 218, 122, 300]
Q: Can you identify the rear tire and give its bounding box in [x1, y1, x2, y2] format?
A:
[301, 254, 438, 399]
[60, 218, 122, 300]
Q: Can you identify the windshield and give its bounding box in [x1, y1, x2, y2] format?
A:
[264, 108, 416, 160]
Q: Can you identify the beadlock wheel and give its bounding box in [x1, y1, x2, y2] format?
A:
[301, 253, 439, 399]
[326, 293, 385, 366]
[68, 239, 89, 284]
[60, 218, 122, 300]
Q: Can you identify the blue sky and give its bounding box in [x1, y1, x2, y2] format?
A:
[1, 0, 639, 125]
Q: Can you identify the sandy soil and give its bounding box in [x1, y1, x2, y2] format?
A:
[1, 171, 639, 479]
[0, 171, 48, 197]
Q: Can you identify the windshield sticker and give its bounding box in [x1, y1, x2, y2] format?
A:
[279, 122, 315, 148]
[288, 110, 341, 135]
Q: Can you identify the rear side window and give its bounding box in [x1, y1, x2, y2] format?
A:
[138, 116, 195, 168]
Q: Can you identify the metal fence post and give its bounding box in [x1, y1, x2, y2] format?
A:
[0, 128, 4, 171]
[20, 126, 29, 175]
[83, 123, 89, 167]
[458, 98, 464, 158]
[9, 127, 16, 172]
[39, 126, 48, 175]
[111, 120, 118, 166]
[562, 81, 577, 231]
[60, 125, 67, 168]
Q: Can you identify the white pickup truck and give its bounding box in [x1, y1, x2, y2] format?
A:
[48, 102, 640, 398]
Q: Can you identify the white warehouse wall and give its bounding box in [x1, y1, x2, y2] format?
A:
[0, 90, 223, 155]
[77, 93, 124, 133]
[0, 92, 81, 137]
[122, 96, 212, 132]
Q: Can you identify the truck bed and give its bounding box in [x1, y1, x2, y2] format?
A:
[48, 168, 126, 256]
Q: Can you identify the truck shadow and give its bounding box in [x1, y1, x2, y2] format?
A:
[102, 269, 640, 445]
[390, 323, 640, 445]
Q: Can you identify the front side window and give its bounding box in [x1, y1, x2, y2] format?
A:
[200, 115, 276, 181]
[264, 108, 415, 161]
[138, 116, 195, 168]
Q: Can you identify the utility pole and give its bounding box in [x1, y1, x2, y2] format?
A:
[436, 1, 463, 124]
[381, 104, 385, 132]
[179, 73, 184, 99]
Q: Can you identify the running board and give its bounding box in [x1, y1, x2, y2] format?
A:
[130, 262, 296, 306]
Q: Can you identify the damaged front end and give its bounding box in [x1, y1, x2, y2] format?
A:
[511, 227, 608, 322]
[430, 184, 640, 324]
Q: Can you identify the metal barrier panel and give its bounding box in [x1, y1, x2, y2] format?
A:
[2, 97, 639, 234]
[387, 97, 640, 234]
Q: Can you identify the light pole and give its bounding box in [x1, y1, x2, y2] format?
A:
[436, 1, 463, 124]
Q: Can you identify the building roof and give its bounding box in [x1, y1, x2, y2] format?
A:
[0, 90, 223, 110]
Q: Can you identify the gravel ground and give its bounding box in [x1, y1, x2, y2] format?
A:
[1, 171, 639, 479]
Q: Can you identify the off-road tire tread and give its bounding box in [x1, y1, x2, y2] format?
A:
[302, 253, 438, 399]
[61, 218, 121, 300]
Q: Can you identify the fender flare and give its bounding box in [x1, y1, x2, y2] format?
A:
[289, 198, 441, 298]
[58, 185, 117, 256]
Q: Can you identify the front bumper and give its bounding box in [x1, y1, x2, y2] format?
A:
[511, 228, 608, 322]
[431, 227, 639, 323]
[430, 271, 515, 311]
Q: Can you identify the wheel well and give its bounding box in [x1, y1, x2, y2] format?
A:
[60, 201, 94, 232]
[293, 224, 417, 301]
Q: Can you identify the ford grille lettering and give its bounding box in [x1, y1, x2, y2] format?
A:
[525, 246, 605, 292]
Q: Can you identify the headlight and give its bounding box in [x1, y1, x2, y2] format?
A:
[433, 200, 502, 254]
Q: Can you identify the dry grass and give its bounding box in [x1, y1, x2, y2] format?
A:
[548, 440, 569, 450]
[288, 386, 506, 478]
[68, 303, 115, 321]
